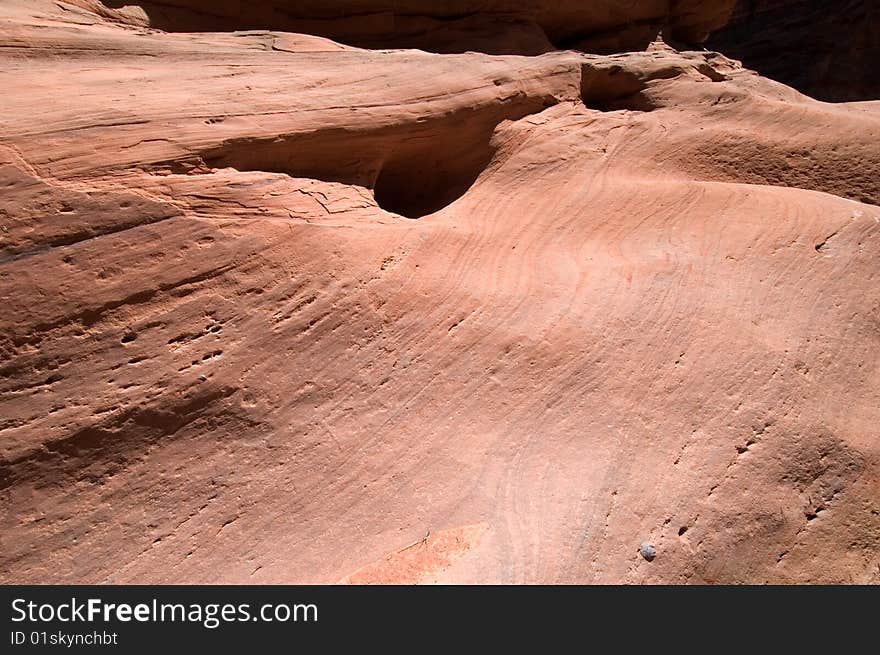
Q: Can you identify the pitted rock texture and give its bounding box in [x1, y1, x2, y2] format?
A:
[0, 0, 879, 584]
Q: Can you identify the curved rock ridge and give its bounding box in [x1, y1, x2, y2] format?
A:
[74, 0, 738, 54]
[1, 0, 879, 584]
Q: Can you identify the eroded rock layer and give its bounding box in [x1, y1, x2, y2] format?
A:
[1, 1, 878, 584]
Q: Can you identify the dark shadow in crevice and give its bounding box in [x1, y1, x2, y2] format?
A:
[373, 122, 497, 218]
[191, 96, 554, 218]
[200, 129, 383, 188]
[101, 0, 554, 54]
[194, 122, 496, 218]
[580, 65, 659, 112]
[705, 0, 879, 102]
[99, 1, 692, 56]
[551, 21, 661, 56]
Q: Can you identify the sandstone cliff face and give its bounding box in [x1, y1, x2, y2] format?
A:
[82, 0, 737, 53]
[707, 0, 880, 102]
[1, 1, 878, 584]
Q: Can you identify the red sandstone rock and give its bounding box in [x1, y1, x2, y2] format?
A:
[0, 0, 878, 584]
[70, 0, 738, 53]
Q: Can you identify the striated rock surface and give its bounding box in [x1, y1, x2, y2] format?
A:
[1, 0, 878, 584]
